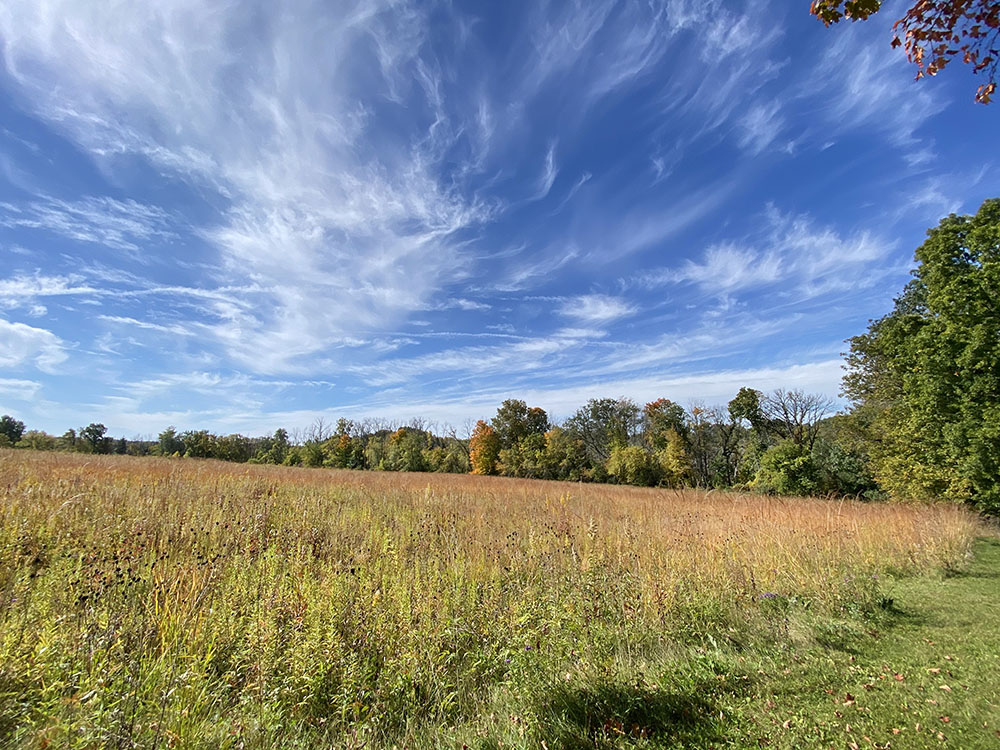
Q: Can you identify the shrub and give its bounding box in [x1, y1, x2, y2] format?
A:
[752, 440, 818, 496]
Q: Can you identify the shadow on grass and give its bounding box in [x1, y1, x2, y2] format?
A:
[531, 680, 723, 748]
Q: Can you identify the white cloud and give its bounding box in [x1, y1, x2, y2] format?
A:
[0, 318, 67, 372]
[637, 207, 894, 298]
[0, 196, 175, 253]
[737, 100, 784, 155]
[0, 377, 41, 401]
[0, 0, 495, 373]
[98, 315, 195, 337]
[0, 273, 100, 307]
[532, 142, 559, 200]
[901, 178, 964, 221]
[488, 244, 580, 292]
[669, 243, 783, 292]
[559, 294, 636, 324]
[807, 21, 945, 151]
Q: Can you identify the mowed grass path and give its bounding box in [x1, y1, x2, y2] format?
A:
[447, 538, 1000, 749]
[696, 536, 1000, 749]
[0, 451, 994, 748]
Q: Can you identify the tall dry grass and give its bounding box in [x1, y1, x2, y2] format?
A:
[0, 449, 982, 748]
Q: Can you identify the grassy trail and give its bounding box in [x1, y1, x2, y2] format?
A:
[712, 536, 1000, 749]
[457, 537, 1000, 749]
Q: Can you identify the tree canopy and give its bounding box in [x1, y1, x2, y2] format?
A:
[0, 415, 26, 446]
[843, 197, 1000, 513]
[811, 0, 1000, 102]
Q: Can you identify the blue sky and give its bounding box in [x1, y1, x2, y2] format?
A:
[0, 0, 996, 437]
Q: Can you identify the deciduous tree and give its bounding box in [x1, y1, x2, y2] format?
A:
[844, 198, 1000, 512]
[607, 445, 658, 486]
[80, 423, 109, 454]
[751, 440, 820, 496]
[811, 0, 1000, 102]
[565, 397, 641, 464]
[642, 398, 688, 449]
[491, 399, 549, 449]
[657, 428, 693, 488]
[0, 415, 25, 445]
[16, 430, 56, 451]
[469, 420, 500, 476]
[760, 389, 834, 449]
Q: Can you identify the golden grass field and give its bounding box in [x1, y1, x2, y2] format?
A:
[0, 449, 985, 748]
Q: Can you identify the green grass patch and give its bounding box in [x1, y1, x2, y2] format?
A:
[438, 537, 1000, 749]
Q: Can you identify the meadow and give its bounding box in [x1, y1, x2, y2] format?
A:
[0, 449, 992, 749]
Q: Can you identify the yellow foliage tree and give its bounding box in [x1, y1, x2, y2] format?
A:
[469, 420, 500, 476]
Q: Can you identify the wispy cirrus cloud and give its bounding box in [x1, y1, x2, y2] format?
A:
[0, 273, 101, 306]
[635, 207, 894, 299]
[0, 0, 497, 373]
[531, 142, 559, 200]
[559, 294, 636, 324]
[803, 16, 945, 153]
[0, 196, 175, 254]
[98, 315, 196, 337]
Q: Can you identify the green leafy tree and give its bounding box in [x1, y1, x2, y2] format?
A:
[215, 434, 253, 463]
[424, 443, 470, 473]
[324, 434, 354, 468]
[80, 423, 109, 454]
[0, 415, 26, 445]
[729, 387, 765, 432]
[58, 428, 78, 452]
[255, 428, 291, 464]
[657, 428, 693, 488]
[727, 388, 769, 486]
[844, 198, 1000, 512]
[607, 444, 659, 486]
[16, 430, 56, 451]
[301, 439, 326, 467]
[157, 426, 185, 456]
[812, 435, 879, 498]
[491, 399, 549, 449]
[182, 430, 215, 459]
[363, 431, 390, 471]
[384, 428, 429, 472]
[564, 397, 641, 464]
[642, 398, 688, 449]
[498, 432, 547, 478]
[537, 427, 591, 481]
[751, 440, 819, 496]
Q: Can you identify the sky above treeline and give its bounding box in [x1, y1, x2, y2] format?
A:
[0, 0, 997, 437]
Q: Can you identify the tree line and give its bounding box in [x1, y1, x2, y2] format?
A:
[2, 199, 997, 512]
[0, 386, 876, 499]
